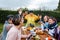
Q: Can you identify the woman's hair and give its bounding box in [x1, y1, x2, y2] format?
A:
[12, 15, 21, 26]
[29, 11, 34, 13]
[43, 15, 49, 22]
[45, 15, 49, 19]
[49, 16, 57, 23]
[6, 15, 14, 21]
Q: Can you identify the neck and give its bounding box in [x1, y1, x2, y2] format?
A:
[15, 25, 21, 30]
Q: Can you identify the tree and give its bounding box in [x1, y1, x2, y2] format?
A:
[57, 0, 60, 10]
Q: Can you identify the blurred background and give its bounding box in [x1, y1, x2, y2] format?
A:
[0, 0, 60, 33]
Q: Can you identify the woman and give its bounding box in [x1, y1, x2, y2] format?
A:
[40, 15, 49, 30]
[48, 17, 58, 36]
[6, 15, 31, 40]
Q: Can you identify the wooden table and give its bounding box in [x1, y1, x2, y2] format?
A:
[21, 31, 56, 40]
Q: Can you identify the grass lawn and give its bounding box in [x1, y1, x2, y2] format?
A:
[58, 22, 60, 25]
[0, 23, 3, 34]
[0, 22, 60, 34]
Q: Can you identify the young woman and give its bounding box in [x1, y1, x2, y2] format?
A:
[48, 17, 58, 36]
[40, 15, 49, 30]
[6, 15, 31, 40]
[2, 15, 14, 40]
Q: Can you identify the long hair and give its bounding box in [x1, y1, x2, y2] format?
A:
[49, 16, 57, 23]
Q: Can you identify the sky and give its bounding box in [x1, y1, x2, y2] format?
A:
[0, 0, 59, 10]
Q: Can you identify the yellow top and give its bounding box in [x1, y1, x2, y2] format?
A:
[25, 14, 39, 25]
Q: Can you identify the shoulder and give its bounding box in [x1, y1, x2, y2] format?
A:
[3, 23, 9, 28]
[8, 27, 18, 34]
[4, 24, 13, 28]
[45, 22, 49, 25]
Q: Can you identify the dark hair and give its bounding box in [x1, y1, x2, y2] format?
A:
[30, 23, 34, 28]
[12, 15, 20, 26]
[6, 15, 14, 21]
[22, 10, 29, 13]
[49, 16, 57, 23]
[29, 11, 34, 13]
[43, 15, 49, 22]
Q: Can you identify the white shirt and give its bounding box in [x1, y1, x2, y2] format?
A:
[6, 26, 21, 40]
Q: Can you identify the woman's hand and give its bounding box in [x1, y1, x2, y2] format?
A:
[45, 29, 48, 32]
[20, 22, 24, 27]
[38, 21, 44, 25]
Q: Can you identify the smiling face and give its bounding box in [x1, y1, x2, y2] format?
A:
[48, 19, 55, 24]
[44, 16, 48, 22]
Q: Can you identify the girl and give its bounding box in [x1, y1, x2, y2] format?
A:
[40, 15, 49, 30]
[48, 17, 58, 36]
[6, 15, 31, 40]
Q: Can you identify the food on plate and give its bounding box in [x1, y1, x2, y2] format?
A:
[26, 27, 32, 31]
[34, 28, 44, 35]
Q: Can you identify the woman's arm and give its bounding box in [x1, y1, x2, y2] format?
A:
[21, 34, 31, 38]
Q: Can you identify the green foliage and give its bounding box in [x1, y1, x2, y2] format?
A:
[0, 10, 17, 23]
[0, 10, 60, 23]
[33, 10, 60, 22]
[57, 0, 60, 10]
[0, 23, 3, 33]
